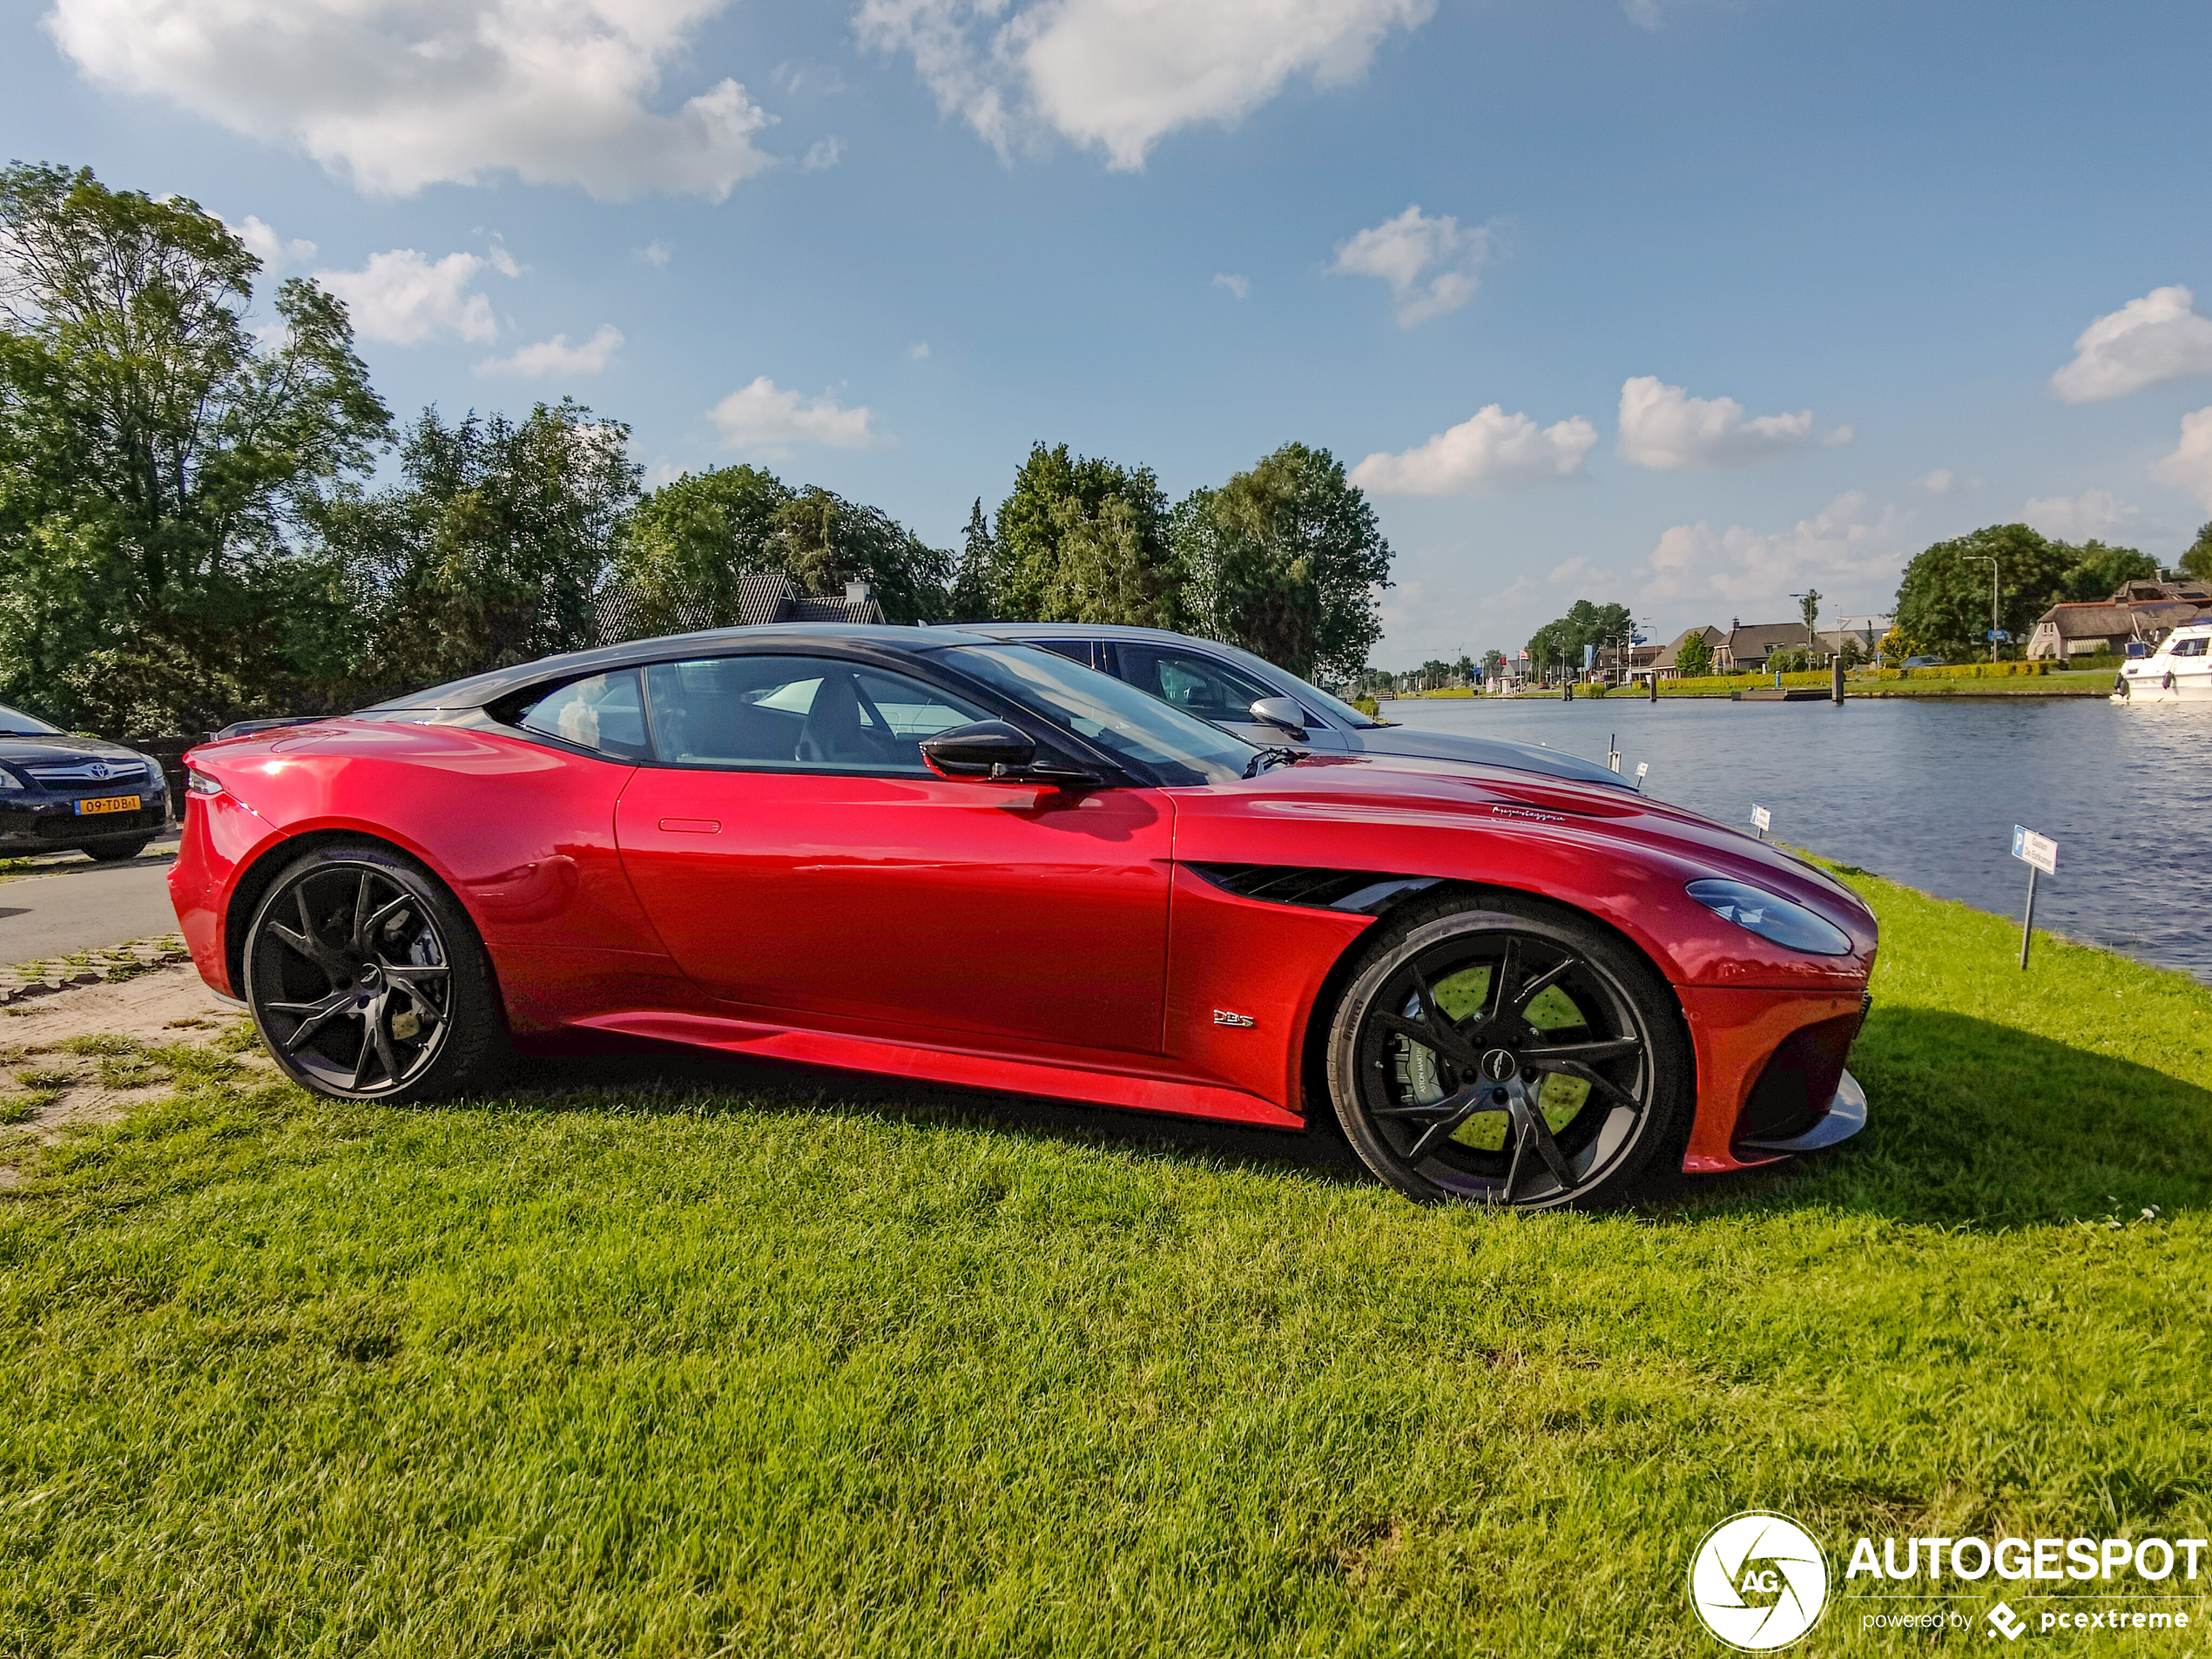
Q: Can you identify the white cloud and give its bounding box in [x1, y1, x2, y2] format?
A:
[475, 324, 624, 378]
[857, 0, 1434, 170]
[1350, 405, 1598, 495]
[2151, 406, 2212, 510]
[1548, 556, 1597, 587]
[2049, 286, 2212, 404]
[1622, 0, 1662, 24]
[774, 60, 851, 98]
[226, 214, 315, 270]
[908, 341, 931, 360]
[1332, 205, 1494, 326]
[1213, 273, 1250, 300]
[802, 137, 846, 172]
[2020, 488, 2145, 543]
[1642, 492, 1912, 612]
[49, 0, 778, 199]
[314, 249, 507, 345]
[707, 377, 887, 452]
[637, 239, 676, 267]
[1912, 469, 1955, 495]
[1616, 375, 1839, 469]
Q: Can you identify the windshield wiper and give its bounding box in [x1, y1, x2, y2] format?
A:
[1242, 745, 1307, 779]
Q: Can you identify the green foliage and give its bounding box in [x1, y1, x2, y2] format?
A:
[948, 497, 995, 620]
[1894, 524, 2159, 660]
[1767, 644, 1817, 673]
[992, 443, 1184, 630]
[1525, 600, 1633, 675]
[1479, 648, 1504, 679]
[609, 464, 951, 635]
[1797, 588, 1821, 633]
[0, 161, 388, 731]
[2183, 523, 2212, 582]
[1672, 630, 1714, 678]
[1174, 442, 1393, 683]
[318, 402, 638, 696]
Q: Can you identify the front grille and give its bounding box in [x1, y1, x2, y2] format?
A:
[24, 762, 153, 786]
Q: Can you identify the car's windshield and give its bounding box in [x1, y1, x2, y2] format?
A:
[0, 701, 60, 737]
[1211, 641, 1389, 728]
[941, 644, 1256, 786]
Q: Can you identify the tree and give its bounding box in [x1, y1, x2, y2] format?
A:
[948, 498, 995, 620]
[607, 464, 951, 637]
[2059, 538, 2158, 600]
[320, 401, 638, 694]
[1893, 525, 2076, 661]
[1175, 442, 1392, 682]
[1674, 631, 1714, 678]
[1527, 600, 1634, 678]
[995, 443, 1184, 630]
[1798, 589, 1822, 640]
[2184, 523, 2212, 582]
[1480, 648, 1505, 680]
[0, 161, 388, 730]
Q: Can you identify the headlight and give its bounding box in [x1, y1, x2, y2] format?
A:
[136, 754, 165, 785]
[185, 766, 222, 797]
[1686, 879, 1852, 956]
[0, 766, 20, 791]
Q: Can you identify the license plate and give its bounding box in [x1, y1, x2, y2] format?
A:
[74, 794, 141, 816]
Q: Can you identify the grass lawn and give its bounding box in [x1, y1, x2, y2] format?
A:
[3, 870, 2209, 1656]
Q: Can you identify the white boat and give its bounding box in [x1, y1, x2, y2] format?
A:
[2113, 620, 2212, 703]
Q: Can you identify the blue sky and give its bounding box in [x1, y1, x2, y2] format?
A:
[6, 0, 2211, 666]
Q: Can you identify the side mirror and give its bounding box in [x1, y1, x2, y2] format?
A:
[920, 720, 1036, 779]
[1248, 697, 1310, 740]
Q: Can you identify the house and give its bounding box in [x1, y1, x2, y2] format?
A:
[1653, 625, 1725, 679]
[1818, 615, 1894, 659]
[2026, 598, 2206, 660]
[1592, 643, 1661, 685]
[593, 573, 887, 646]
[1716, 619, 1821, 673]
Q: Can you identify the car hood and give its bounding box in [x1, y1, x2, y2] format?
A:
[1346, 723, 1631, 789]
[0, 732, 146, 766]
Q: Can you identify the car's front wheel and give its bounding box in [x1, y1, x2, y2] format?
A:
[1325, 894, 1691, 1209]
[82, 837, 152, 862]
[243, 843, 509, 1103]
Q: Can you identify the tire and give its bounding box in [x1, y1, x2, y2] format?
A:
[82, 837, 152, 862]
[1325, 892, 1692, 1210]
[243, 842, 510, 1103]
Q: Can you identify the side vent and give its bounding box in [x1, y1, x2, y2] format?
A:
[1186, 863, 1437, 914]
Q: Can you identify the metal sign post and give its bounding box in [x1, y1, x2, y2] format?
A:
[2011, 825, 2057, 968]
[1751, 805, 1771, 841]
[1635, 761, 1649, 792]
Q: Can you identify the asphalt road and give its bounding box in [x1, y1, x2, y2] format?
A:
[1, 835, 183, 961]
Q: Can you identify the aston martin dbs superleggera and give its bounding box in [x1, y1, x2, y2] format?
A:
[169, 625, 1876, 1209]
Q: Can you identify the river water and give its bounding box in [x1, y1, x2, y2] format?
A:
[1379, 692, 2212, 982]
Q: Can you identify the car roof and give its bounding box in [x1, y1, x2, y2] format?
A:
[361, 624, 1003, 711]
[948, 622, 1230, 646]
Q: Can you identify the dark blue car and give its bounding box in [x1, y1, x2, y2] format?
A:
[0, 701, 170, 861]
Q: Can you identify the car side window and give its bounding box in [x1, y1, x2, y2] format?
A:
[516, 671, 650, 759]
[1116, 644, 1288, 725]
[1029, 638, 1104, 670]
[643, 656, 991, 773]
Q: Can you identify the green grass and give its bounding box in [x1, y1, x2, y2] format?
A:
[2, 873, 2209, 1656]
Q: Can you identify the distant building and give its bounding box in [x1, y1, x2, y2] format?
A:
[1716, 618, 1820, 673]
[1592, 643, 1661, 685]
[1819, 615, 1893, 658]
[2026, 581, 2212, 660]
[1653, 625, 1725, 679]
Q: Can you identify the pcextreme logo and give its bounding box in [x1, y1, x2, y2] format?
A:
[1689, 1512, 1831, 1651]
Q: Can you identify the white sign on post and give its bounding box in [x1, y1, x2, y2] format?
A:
[2011, 825, 2057, 875]
[1635, 762, 1649, 784]
[1751, 805, 1772, 836]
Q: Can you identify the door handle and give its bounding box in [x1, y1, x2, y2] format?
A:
[658, 818, 721, 833]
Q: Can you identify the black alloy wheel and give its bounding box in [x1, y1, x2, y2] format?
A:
[244, 845, 509, 1103]
[1326, 895, 1690, 1209]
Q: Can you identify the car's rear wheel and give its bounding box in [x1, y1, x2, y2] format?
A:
[243, 844, 509, 1103]
[1325, 894, 1691, 1209]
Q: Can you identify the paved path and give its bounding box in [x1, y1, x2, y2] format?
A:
[1, 838, 183, 961]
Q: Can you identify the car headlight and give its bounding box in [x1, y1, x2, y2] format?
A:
[1686, 879, 1853, 956]
[0, 766, 20, 791]
[136, 754, 165, 786]
[185, 766, 222, 797]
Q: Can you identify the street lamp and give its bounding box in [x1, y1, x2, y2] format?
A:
[1969, 555, 2000, 662]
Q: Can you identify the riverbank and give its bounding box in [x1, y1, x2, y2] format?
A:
[0, 872, 2205, 1653]
[1379, 671, 2117, 704]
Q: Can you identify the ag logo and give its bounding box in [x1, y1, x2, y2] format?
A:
[1689, 1512, 1829, 1650]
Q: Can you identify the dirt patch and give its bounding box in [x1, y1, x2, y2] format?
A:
[0, 964, 258, 1184]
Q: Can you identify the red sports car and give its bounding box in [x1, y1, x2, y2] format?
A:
[168, 626, 1875, 1209]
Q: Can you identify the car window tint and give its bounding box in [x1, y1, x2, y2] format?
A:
[644, 656, 989, 772]
[1030, 638, 1100, 669]
[1117, 644, 1282, 724]
[517, 671, 649, 759]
